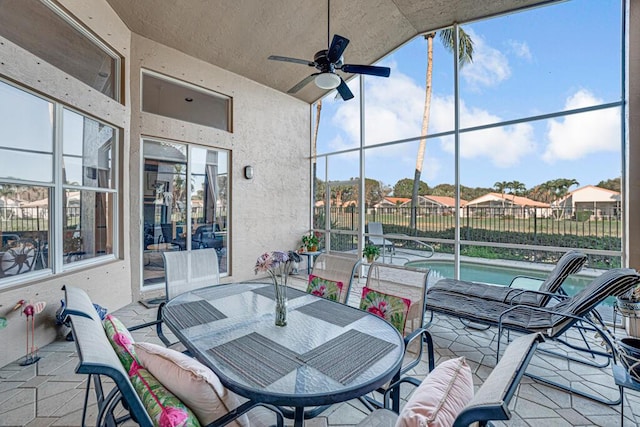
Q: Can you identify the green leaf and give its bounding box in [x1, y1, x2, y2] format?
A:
[0, 317, 7, 330]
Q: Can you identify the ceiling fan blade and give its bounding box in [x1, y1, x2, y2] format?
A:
[341, 64, 391, 77]
[288, 73, 319, 94]
[268, 55, 315, 67]
[336, 78, 354, 101]
[327, 34, 350, 63]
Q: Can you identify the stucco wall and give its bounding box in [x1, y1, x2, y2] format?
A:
[128, 35, 311, 301]
[0, 0, 132, 367]
[0, 0, 312, 367]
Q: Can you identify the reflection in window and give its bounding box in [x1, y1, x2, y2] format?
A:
[0, 79, 118, 285]
[143, 141, 230, 287]
[62, 190, 114, 265]
[0, 0, 120, 99]
[0, 185, 50, 278]
[142, 71, 231, 131]
[0, 82, 54, 182]
[63, 109, 113, 188]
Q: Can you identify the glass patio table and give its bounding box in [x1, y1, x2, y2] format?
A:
[162, 282, 405, 426]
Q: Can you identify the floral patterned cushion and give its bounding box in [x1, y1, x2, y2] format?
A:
[359, 286, 411, 334]
[103, 314, 138, 371]
[307, 275, 344, 302]
[129, 362, 201, 427]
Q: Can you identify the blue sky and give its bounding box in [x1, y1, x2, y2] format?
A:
[315, 0, 623, 192]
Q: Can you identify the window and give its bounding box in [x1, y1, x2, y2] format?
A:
[0, 0, 120, 100]
[0, 79, 118, 285]
[142, 139, 229, 287]
[142, 71, 231, 131]
[313, 0, 624, 272]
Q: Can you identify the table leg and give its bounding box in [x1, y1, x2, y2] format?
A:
[390, 370, 401, 413]
[294, 407, 304, 427]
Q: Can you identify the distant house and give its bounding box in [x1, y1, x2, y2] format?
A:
[554, 185, 620, 219]
[464, 192, 550, 218]
[398, 195, 467, 215]
[373, 197, 410, 213]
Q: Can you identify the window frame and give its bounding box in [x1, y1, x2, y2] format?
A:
[0, 77, 119, 288]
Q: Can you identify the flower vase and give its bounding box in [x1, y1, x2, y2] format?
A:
[273, 275, 288, 326]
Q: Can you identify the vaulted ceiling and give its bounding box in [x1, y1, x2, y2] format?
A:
[106, 0, 553, 103]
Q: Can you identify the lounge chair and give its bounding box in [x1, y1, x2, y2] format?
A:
[428, 250, 587, 307]
[426, 268, 640, 404]
[366, 222, 395, 254]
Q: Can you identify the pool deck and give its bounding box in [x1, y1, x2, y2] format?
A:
[1, 271, 639, 426]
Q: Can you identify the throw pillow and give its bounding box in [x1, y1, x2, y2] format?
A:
[395, 357, 474, 427]
[103, 314, 138, 371]
[129, 362, 201, 427]
[307, 275, 344, 302]
[359, 286, 411, 334]
[134, 342, 249, 427]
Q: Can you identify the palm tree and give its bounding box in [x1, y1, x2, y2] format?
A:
[509, 181, 527, 197]
[312, 100, 322, 206]
[410, 28, 474, 229]
[494, 181, 510, 208]
[550, 178, 579, 219]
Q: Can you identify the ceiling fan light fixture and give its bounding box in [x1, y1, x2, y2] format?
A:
[315, 72, 341, 89]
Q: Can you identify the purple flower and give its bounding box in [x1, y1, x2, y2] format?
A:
[254, 250, 299, 277]
[254, 252, 274, 273]
[271, 251, 289, 264]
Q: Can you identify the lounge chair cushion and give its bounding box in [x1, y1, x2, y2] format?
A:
[103, 314, 138, 371]
[396, 357, 474, 427]
[359, 286, 411, 334]
[128, 362, 201, 427]
[134, 342, 249, 427]
[307, 274, 344, 301]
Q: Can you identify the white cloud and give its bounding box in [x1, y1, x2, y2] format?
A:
[327, 65, 536, 172]
[429, 96, 536, 167]
[506, 39, 533, 61]
[330, 65, 424, 148]
[542, 89, 620, 162]
[460, 29, 511, 89]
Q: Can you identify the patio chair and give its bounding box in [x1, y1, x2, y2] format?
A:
[427, 268, 640, 404]
[356, 333, 544, 427]
[63, 288, 285, 427]
[366, 222, 395, 254]
[308, 252, 361, 304]
[172, 224, 224, 252]
[358, 262, 433, 411]
[133, 249, 221, 348]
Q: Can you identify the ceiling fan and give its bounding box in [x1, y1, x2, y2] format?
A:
[267, 1, 390, 101]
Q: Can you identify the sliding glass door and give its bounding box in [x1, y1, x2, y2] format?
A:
[142, 139, 229, 288]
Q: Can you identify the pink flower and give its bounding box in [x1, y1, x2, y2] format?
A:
[311, 285, 327, 297]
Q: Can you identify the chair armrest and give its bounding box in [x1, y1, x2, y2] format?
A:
[381, 376, 422, 408]
[400, 327, 429, 374]
[504, 288, 569, 304]
[509, 275, 544, 289]
[453, 333, 544, 427]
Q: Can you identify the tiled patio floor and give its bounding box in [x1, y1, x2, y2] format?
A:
[1, 275, 639, 426]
